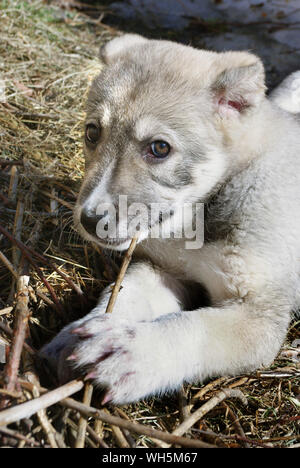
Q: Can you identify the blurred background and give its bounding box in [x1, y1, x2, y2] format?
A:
[66, 0, 300, 88]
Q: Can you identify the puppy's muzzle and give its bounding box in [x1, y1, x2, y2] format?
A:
[80, 209, 107, 237]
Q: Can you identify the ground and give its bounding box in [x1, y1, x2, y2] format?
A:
[0, 0, 299, 448]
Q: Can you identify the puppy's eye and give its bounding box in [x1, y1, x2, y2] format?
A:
[150, 140, 170, 158]
[85, 124, 101, 145]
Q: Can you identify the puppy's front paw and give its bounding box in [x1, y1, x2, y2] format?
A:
[39, 306, 106, 383]
[68, 315, 160, 404]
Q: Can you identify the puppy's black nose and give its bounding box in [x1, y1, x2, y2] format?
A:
[80, 210, 107, 237]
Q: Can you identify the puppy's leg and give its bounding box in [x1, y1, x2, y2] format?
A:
[270, 71, 300, 113]
[65, 296, 290, 403]
[40, 261, 182, 381]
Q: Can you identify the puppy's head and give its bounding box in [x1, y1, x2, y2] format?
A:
[74, 34, 266, 250]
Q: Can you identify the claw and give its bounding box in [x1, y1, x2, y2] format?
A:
[101, 391, 113, 405]
[66, 353, 77, 361]
[84, 370, 97, 381]
[71, 327, 93, 339]
[71, 327, 85, 335]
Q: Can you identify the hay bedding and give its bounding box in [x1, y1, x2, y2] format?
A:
[0, 0, 299, 448]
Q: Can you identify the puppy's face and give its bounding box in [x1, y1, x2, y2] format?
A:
[74, 35, 265, 250]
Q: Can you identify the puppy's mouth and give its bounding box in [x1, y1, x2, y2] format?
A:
[75, 203, 176, 252]
[75, 219, 134, 251]
[94, 236, 134, 251]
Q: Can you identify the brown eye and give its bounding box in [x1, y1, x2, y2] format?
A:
[150, 140, 170, 158]
[85, 124, 101, 145]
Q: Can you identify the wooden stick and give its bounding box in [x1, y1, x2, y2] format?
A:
[12, 379, 216, 448]
[0, 191, 16, 208]
[104, 408, 130, 448]
[0, 307, 13, 316]
[0, 379, 84, 427]
[26, 246, 85, 300]
[0, 321, 35, 355]
[178, 386, 190, 422]
[256, 369, 300, 378]
[8, 165, 19, 202]
[38, 189, 74, 211]
[24, 371, 58, 448]
[60, 399, 216, 448]
[99, 236, 138, 445]
[0, 426, 40, 447]
[114, 408, 136, 448]
[0, 250, 18, 279]
[222, 402, 250, 448]
[105, 236, 138, 314]
[12, 200, 24, 268]
[3, 275, 30, 395]
[74, 414, 108, 448]
[0, 159, 23, 166]
[66, 417, 97, 448]
[0, 379, 215, 447]
[192, 376, 228, 401]
[75, 382, 93, 448]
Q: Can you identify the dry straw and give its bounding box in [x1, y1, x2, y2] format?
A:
[0, 0, 299, 448]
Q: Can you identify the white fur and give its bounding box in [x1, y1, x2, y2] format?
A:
[270, 71, 300, 114]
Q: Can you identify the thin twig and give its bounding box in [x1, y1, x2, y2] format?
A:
[222, 402, 250, 448]
[12, 199, 24, 269]
[3, 275, 30, 395]
[0, 224, 65, 315]
[192, 376, 228, 402]
[193, 428, 272, 448]
[160, 388, 247, 448]
[60, 399, 216, 448]
[256, 369, 300, 378]
[104, 408, 130, 448]
[99, 236, 138, 445]
[24, 244, 85, 299]
[105, 236, 138, 314]
[74, 414, 108, 448]
[178, 386, 190, 422]
[38, 189, 74, 211]
[0, 307, 13, 316]
[0, 379, 84, 426]
[24, 371, 59, 448]
[0, 250, 19, 279]
[0, 159, 24, 167]
[75, 382, 93, 448]
[114, 408, 137, 448]
[0, 191, 16, 208]
[0, 321, 35, 355]
[227, 376, 252, 388]
[0, 222, 84, 300]
[66, 417, 97, 448]
[0, 389, 22, 398]
[0, 426, 40, 447]
[11, 380, 216, 447]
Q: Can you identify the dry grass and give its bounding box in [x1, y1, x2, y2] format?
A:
[0, 0, 299, 448]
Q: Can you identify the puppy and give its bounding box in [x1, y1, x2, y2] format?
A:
[42, 34, 300, 404]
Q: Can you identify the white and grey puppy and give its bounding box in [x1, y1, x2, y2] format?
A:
[42, 35, 300, 404]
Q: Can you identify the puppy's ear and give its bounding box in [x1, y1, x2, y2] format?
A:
[211, 52, 266, 117]
[100, 34, 148, 65]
